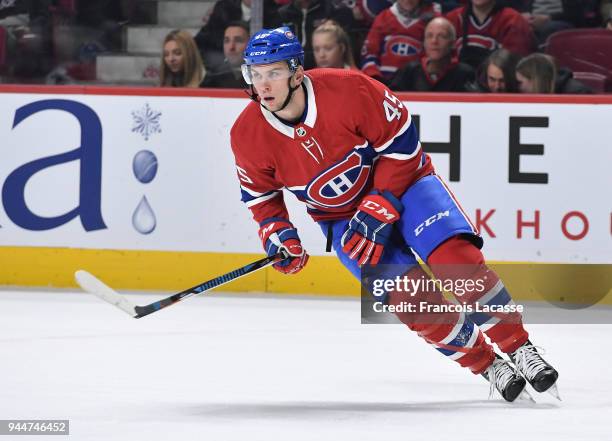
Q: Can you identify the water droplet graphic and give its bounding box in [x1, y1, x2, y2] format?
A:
[132, 196, 156, 234]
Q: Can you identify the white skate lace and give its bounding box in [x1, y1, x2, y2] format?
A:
[486, 359, 516, 399]
[513, 345, 548, 381]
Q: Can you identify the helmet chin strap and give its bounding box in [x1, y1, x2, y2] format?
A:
[273, 76, 300, 114]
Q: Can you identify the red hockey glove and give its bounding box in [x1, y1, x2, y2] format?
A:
[259, 218, 309, 274]
[341, 190, 403, 265]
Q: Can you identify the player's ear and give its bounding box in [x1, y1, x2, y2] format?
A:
[293, 66, 305, 86]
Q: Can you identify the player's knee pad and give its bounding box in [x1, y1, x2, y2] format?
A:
[397, 175, 482, 261]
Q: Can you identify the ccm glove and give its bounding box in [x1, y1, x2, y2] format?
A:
[259, 217, 309, 274]
[341, 190, 403, 265]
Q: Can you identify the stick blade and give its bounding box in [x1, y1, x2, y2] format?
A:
[75, 270, 138, 318]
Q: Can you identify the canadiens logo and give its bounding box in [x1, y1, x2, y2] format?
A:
[306, 151, 371, 208]
[385, 36, 421, 58]
[296, 127, 307, 137]
[456, 35, 498, 51]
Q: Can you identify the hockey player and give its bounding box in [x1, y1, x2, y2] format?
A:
[230, 26, 559, 402]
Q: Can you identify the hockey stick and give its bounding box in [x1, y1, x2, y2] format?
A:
[75, 250, 288, 319]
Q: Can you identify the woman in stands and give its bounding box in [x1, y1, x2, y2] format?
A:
[476, 49, 519, 93]
[516, 53, 591, 94]
[160, 30, 206, 88]
[312, 20, 357, 70]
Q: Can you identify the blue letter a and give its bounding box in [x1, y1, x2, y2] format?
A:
[2, 99, 107, 231]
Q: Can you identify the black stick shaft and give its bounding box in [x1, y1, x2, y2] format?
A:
[133, 251, 286, 318]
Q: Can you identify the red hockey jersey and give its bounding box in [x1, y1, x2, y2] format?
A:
[446, 6, 534, 57]
[230, 69, 434, 224]
[361, 2, 441, 81]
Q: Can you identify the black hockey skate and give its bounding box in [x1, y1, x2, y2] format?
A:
[510, 340, 560, 400]
[482, 355, 529, 402]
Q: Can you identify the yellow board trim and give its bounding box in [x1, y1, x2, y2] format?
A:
[0, 247, 610, 305]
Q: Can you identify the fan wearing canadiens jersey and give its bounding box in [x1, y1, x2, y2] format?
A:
[231, 27, 559, 402]
[446, 0, 535, 69]
[361, 0, 442, 82]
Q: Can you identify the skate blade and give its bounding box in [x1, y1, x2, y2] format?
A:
[546, 383, 562, 401]
[517, 388, 536, 403]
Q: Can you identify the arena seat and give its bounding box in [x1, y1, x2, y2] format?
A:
[545, 28, 612, 75]
[573, 72, 608, 94]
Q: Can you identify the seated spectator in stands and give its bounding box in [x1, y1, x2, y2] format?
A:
[312, 20, 356, 69]
[0, 0, 51, 78]
[195, 0, 279, 71]
[353, 0, 393, 25]
[476, 48, 519, 92]
[160, 30, 206, 88]
[390, 17, 475, 91]
[521, 0, 601, 46]
[202, 21, 248, 88]
[515, 53, 591, 94]
[274, 0, 355, 69]
[603, 1, 612, 30]
[446, 0, 535, 69]
[75, 0, 132, 52]
[361, 0, 442, 83]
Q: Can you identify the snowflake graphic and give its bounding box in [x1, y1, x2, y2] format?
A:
[131, 103, 162, 141]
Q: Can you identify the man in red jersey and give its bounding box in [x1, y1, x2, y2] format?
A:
[361, 0, 442, 82]
[230, 26, 559, 402]
[446, 0, 535, 68]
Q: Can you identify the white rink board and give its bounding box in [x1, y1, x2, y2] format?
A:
[0, 91, 610, 262]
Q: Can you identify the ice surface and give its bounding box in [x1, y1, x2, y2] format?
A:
[1, 289, 610, 441]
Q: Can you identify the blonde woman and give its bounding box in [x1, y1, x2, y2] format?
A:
[312, 20, 356, 70]
[515, 53, 556, 93]
[160, 30, 206, 87]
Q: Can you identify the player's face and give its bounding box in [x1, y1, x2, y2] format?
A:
[224, 26, 249, 67]
[250, 62, 299, 112]
[516, 71, 534, 93]
[487, 64, 506, 92]
[313, 32, 345, 68]
[163, 40, 184, 73]
[424, 21, 453, 61]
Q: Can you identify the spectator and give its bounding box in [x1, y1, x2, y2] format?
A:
[195, 0, 279, 71]
[446, 0, 535, 69]
[520, 1, 601, 46]
[352, 0, 393, 25]
[312, 20, 356, 69]
[362, 0, 442, 83]
[603, 0, 612, 29]
[160, 30, 206, 88]
[0, 0, 51, 79]
[515, 53, 591, 94]
[477, 48, 519, 92]
[515, 53, 555, 93]
[0, 0, 30, 28]
[274, 0, 355, 69]
[202, 21, 249, 88]
[75, 0, 131, 52]
[390, 16, 475, 91]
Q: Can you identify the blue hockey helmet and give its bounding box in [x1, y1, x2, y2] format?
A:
[243, 27, 304, 68]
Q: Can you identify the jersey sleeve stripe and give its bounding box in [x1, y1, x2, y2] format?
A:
[374, 115, 419, 160]
[373, 113, 412, 152]
[244, 191, 281, 208]
[240, 185, 270, 197]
